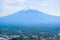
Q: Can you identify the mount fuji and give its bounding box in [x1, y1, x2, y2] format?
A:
[0, 9, 60, 34]
[0, 9, 60, 25]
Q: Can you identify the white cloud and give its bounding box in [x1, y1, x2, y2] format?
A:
[30, 0, 60, 16]
[0, 0, 27, 17]
[0, 0, 60, 17]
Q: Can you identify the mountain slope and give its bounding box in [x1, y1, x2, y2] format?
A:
[0, 9, 60, 34]
[0, 9, 60, 24]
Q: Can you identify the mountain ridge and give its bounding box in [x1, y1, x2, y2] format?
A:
[0, 9, 60, 33]
[0, 9, 60, 24]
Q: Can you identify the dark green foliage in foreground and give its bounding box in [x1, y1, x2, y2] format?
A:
[0, 23, 60, 40]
